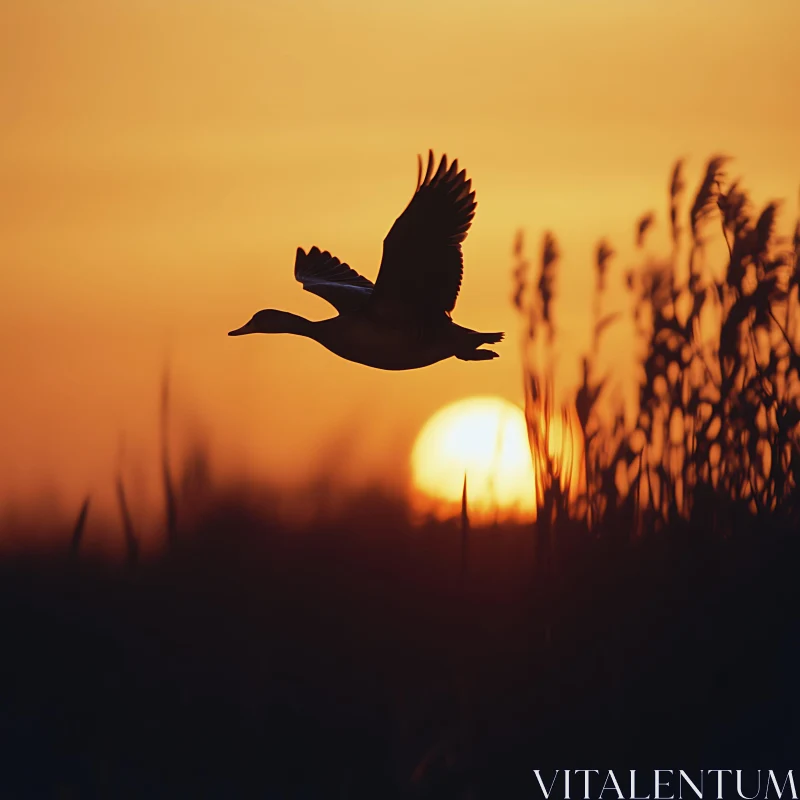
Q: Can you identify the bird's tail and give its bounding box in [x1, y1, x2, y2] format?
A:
[456, 330, 504, 361]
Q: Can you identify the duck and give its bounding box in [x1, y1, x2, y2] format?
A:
[228, 151, 503, 370]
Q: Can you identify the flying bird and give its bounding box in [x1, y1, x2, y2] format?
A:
[228, 151, 503, 370]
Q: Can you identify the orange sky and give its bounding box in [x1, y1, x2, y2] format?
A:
[1, 0, 799, 520]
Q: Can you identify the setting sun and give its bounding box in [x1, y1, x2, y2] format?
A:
[410, 396, 536, 523]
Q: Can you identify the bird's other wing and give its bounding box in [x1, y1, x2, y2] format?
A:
[370, 151, 476, 321]
[294, 246, 374, 314]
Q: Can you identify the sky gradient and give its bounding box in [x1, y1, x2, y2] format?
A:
[2, 0, 799, 521]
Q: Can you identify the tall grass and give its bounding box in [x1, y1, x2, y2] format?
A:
[160, 368, 179, 549]
[69, 495, 91, 557]
[514, 156, 800, 536]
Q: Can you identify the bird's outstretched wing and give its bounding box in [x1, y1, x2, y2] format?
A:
[370, 151, 476, 321]
[294, 246, 373, 313]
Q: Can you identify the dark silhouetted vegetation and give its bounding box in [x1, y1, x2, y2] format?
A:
[513, 157, 800, 543]
[2, 487, 800, 797]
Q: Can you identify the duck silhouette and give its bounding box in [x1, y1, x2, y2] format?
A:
[228, 151, 503, 370]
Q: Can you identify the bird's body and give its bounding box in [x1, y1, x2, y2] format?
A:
[311, 315, 500, 371]
[229, 151, 503, 370]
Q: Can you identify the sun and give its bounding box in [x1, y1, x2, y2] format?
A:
[410, 396, 536, 523]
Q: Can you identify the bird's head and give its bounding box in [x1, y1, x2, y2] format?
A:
[228, 309, 307, 336]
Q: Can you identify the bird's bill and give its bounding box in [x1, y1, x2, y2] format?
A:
[228, 321, 254, 336]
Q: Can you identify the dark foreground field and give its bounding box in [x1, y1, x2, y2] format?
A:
[1, 490, 798, 798]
